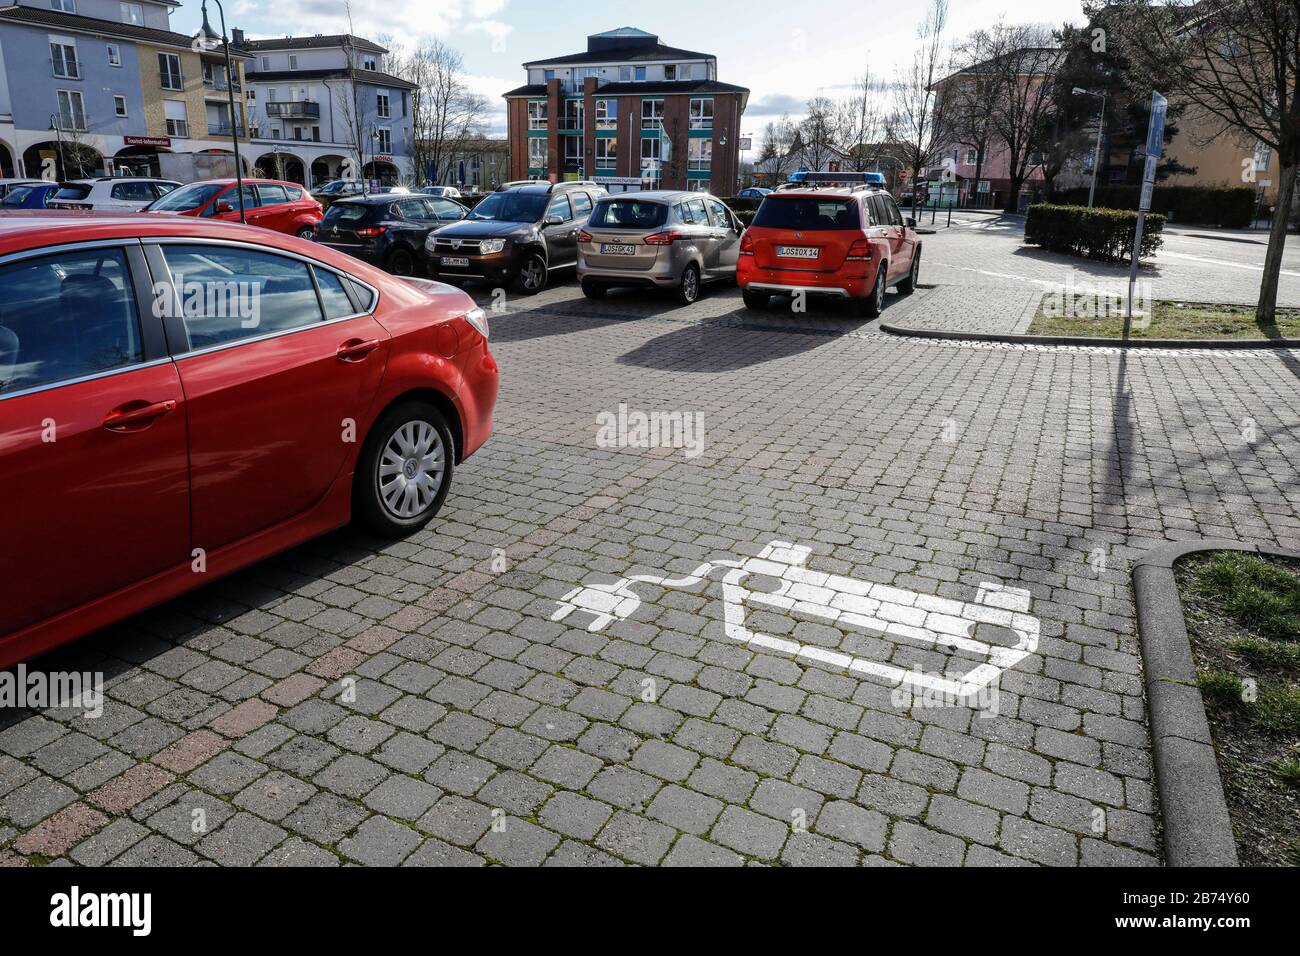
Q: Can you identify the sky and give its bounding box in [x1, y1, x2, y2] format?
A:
[172, 0, 1089, 141]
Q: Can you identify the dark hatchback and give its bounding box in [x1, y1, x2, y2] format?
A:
[423, 180, 605, 294]
[314, 194, 469, 275]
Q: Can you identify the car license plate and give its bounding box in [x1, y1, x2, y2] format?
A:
[441, 256, 469, 268]
[600, 243, 636, 255]
[777, 245, 819, 259]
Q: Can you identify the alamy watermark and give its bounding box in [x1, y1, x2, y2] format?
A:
[1040, 276, 1154, 329]
[596, 402, 705, 459]
[0, 664, 103, 718]
[153, 275, 261, 329]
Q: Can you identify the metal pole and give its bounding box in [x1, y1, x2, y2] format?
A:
[204, 0, 245, 223]
[1088, 93, 1105, 208]
[1125, 209, 1145, 338]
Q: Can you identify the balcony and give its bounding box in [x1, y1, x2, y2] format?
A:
[208, 122, 246, 136]
[203, 73, 242, 93]
[266, 101, 321, 119]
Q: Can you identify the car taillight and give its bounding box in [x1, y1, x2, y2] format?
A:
[846, 239, 871, 261]
[739, 232, 755, 256]
[577, 229, 593, 242]
[356, 226, 386, 237]
[643, 230, 683, 245]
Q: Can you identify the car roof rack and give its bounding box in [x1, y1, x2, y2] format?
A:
[782, 171, 887, 193]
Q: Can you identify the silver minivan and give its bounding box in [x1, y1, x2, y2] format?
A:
[577, 191, 743, 304]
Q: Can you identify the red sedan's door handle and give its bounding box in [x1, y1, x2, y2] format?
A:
[102, 399, 177, 431]
[337, 338, 381, 362]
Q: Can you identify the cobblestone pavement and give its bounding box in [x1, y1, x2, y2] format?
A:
[4, 233, 1300, 867]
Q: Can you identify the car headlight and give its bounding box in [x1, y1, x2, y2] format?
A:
[479, 238, 506, 255]
[424, 233, 438, 251]
[462, 306, 489, 341]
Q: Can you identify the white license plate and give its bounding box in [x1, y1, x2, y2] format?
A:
[777, 245, 819, 259]
[600, 243, 636, 255]
[440, 256, 469, 268]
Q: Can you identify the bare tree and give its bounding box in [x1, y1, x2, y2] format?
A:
[977, 24, 1061, 212]
[939, 33, 1004, 207]
[328, 2, 369, 180]
[388, 38, 489, 188]
[756, 114, 798, 185]
[799, 95, 839, 171]
[836, 73, 893, 172]
[893, 0, 950, 208]
[1116, 0, 1300, 323]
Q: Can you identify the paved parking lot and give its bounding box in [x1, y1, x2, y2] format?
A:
[4, 223, 1300, 866]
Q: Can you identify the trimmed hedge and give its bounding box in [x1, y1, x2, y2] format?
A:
[1050, 185, 1255, 228]
[1024, 204, 1166, 262]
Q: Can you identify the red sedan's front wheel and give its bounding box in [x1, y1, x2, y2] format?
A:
[355, 401, 454, 536]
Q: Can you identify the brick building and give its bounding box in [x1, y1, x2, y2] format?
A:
[503, 27, 748, 195]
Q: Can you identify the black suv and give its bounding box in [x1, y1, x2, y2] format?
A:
[423, 180, 606, 294]
[315, 194, 468, 276]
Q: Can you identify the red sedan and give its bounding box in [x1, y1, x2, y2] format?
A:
[145, 178, 323, 239]
[0, 213, 498, 666]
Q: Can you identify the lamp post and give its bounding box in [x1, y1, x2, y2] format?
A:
[199, 0, 246, 223]
[1073, 87, 1106, 208]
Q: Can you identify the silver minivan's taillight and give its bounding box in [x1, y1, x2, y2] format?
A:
[461, 306, 489, 341]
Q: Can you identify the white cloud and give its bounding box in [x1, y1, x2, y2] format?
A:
[290, 0, 512, 42]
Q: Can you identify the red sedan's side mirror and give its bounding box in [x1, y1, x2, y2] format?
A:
[215, 202, 235, 215]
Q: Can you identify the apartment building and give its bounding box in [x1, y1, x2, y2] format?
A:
[234, 31, 415, 187]
[503, 27, 749, 194]
[0, 0, 250, 179]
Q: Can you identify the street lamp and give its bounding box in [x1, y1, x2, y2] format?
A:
[199, 0, 246, 223]
[48, 114, 64, 181]
[1073, 87, 1106, 208]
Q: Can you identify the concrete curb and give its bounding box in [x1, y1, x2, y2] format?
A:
[880, 323, 1300, 350]
[1130, 538, 1300, 866]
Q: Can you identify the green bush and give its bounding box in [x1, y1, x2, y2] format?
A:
[1051, 185, 1256, 228]
[1024, 204, 1165, 262]
[734, 209, 757, 229]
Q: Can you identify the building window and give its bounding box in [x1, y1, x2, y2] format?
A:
[119, 2, 143, 24]
[689, 98, 713, 130]
[260, 56, 270, 71]
[595, 137, 617, 170]
[687, 179, 710, 192]
[620, 65, 647, 82]
[563, 136, 582, 167]
[158, 52, 183, 90]
[107, 43, 121, 67]
[113, 94, 127, 117]
[561, 98, 582, 132]
[56, 89, 85, 130]
[363, 55, 377, 71]
[595, 98, 617, 130]
[527, 100, 547, 130]
[50, 40, 79, 79]
[641, 99, 663, 130]
[1255, 141, 1273, 172]
[164, 99, 189, 137]
[664, 65, 676, 81]
[376, 128, 391, 153]
[377, 92, 391, 118]
[51, 0, 75, 13]
[544, 69, 555, 82]
[688, 138, 712, 171]
[528, 136, 547, 168]
[288, 55, 298, 70]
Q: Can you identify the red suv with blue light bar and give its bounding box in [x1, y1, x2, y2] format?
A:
[737, 172, 921, 318]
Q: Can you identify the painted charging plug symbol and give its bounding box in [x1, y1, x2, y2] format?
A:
[553, 541, 1039, 699]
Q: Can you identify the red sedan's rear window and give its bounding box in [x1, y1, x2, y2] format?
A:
[753, 197, 860, 230]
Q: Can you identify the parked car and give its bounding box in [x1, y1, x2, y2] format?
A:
[424, 180, 607, 294]
[0, 213, 497, 666]
[144, 178, 323, 239]
[737, 181, 920, 317]
[736, 187, 773, 199]
[46, 177, 180, 212]
[420, 186, 463, 200]
[577, 191, 744, 304]
[312, 179, 366, 201]
[0, 178, 45, 201]
[315, 194, 469, 275]
[370, 185, 410, 195]
[0, 182, 59, 210]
